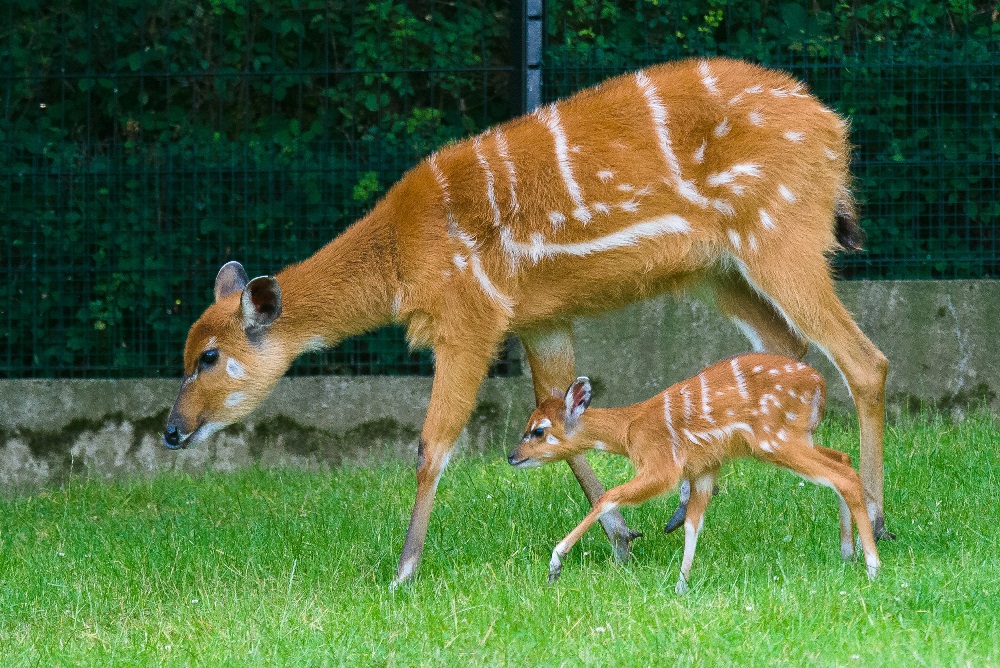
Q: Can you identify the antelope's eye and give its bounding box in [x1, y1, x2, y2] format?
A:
[199, 349, 220, 370]
[531, 427, 545, 438]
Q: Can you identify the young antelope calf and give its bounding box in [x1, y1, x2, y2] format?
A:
[508, 353, 880, 591]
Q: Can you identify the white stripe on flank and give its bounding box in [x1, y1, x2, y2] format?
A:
[474, 137, 502, 228]
[635, 71, 710, 208]
[727, 229, 742, 250]
[492, 130, 520, 215]
[784, 130, 805, 142]
[685, 423, 754, 445]
[663, 391, 680, 465]
[699, 61, 719, 95]
[500, 215, 690, 264]
[699, 373, 715, 423]
[778, 184, 797, 202]
[679, 384, 694, 421]
[759, 209, 776, 230]
[731, 358, 749, 399]
[537, 105, 590, 223]
[428, 154, 451, 205]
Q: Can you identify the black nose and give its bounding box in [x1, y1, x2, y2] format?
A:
[507, 452, 519, 466]
[163, 424, 182, 449]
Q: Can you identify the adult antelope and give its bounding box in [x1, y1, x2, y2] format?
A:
[509, 356, 880, 590]
[163, 57, 889, 585]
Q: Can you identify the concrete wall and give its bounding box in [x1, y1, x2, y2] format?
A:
[1, 280, 996, 490]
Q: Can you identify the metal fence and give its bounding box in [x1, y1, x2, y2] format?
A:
[2, 0, 997, 379]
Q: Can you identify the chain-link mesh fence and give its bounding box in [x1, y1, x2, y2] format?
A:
[2, 1, 996, 378]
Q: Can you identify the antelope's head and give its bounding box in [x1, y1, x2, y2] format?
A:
[163, 261, 290, 449]
[508, 377, 593, 468]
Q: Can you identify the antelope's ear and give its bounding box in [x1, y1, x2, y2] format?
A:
[241, 276, 282, 336]
[215, 261, 249, 302]
[564, 377, 592, 427]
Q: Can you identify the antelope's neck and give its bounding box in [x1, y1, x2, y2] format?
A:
[578, 407, 637, 456]
[271, 212, 400, 355]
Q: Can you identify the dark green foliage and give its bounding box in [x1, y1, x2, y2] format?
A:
[1, 0, 997, 378]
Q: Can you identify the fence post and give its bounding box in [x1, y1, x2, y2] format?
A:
[513, 0, 543, 114]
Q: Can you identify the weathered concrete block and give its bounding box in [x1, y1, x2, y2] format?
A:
[0, 280, 996, 490]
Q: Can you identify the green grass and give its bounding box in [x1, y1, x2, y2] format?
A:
[1, 412, 998, 666]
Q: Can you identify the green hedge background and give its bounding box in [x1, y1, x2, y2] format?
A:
[2, 0, 997, 378]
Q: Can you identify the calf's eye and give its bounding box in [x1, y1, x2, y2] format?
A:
[199, 349, 220, 370]
[531, 428, 545, 438]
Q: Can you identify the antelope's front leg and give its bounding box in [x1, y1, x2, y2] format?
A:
[393, 336, 499, 586]
[521, 325, 641, 561]
[548, 474, 670, 583]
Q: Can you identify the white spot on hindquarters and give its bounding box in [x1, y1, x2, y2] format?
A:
[693, 140, 707, 164]
[493, 129, 520, 215]
[548, 211, 566, 230]
[775, 384, 783, 391]
[226, 357, 248, 380]
[758, 440, 775, 453]
[788, 389, 799, 399]
[778, 184, 796, 203]
[594, 441, 606, 451]
[783, 130, 805, 142]
[759, 393, 781, 414]
[224, 392, 246, 407]
[699, 61, 720, 95]
[785, 411, 798, 421]
[593, 202, 611, 214]
[748, 109, 765, 126]
[769, 369, 779, 375]
[759, 209, 775, 230]
[707, 164, 763, 186]
[796, 363, 807, 370]
[617, 183, 635, 192]
[618, 199, 640, 213]
[714, 118, 731, 137]
[635, 71, 710, 208]
[753, 365, 764, 373]
[770, 88, 789, 98]
[727, 229, 742, 251]
[453, 254, 468, 271]
[537, 105, 590, 222]
[598, 170, 614, 182]
[747, 233, 758, 252]
[776, 429, 788, 442]
[824, 148, 839, 160]
[714, 200, 735, 217]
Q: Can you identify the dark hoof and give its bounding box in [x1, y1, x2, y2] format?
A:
[873, 516, 897, 541]
[610, 528, 643, 563]
[663, 502, 688, 534]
